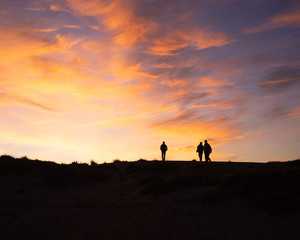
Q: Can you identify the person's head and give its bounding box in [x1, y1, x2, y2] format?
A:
[163, 141, 165, 144]
[205, 140, 207, 143]
[200, 142, 202, 145]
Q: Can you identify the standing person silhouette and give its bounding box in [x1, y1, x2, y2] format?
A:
[204, 140, 212, 162]
[196, 142, 204, 162]
[160, 141, 168, 161]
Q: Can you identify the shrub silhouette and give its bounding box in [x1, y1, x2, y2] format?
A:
[90, 160, 98, 166]
[0, 154, 34, 174]
[0, 155, 110, 187]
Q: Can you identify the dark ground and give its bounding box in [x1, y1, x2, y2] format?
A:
[0, 155, 299, 240]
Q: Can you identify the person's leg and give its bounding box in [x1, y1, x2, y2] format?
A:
[200, 151, 203, 162]
[205, 152, 208, 162]
[162, 151, 166, 161]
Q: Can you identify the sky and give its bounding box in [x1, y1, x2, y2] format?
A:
[0, 0, 300, 163]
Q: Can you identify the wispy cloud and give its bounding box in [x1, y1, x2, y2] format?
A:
[0, 92, 59, 112]
[243, 7, 300, 33]
[258, 67, 300, 92]
[260, 103, 291, 120]
[24, 7, 46, 12]
[287, 107, 300, 118]
[64, 25, 82, 29]
[33, 28, 57, 32]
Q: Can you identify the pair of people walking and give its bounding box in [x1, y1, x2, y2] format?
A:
[160, 140, 212, 162]
[196, 140, 212, 162]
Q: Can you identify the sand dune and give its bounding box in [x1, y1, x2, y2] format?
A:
[0, 155, 299, 240]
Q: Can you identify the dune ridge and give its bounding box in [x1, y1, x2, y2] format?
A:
[0, 155, 299, 240]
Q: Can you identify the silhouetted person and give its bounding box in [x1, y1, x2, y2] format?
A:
[204, 140, 212, 162]
[160, 141, 168, 161]
[196, 142, 204, 162]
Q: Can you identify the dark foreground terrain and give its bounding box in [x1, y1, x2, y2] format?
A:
[0, 155, 299, 240]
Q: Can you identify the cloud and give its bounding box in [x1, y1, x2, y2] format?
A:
[191, 94, 248, 110]
[221, 152, 238, 161]
[258, 67, 300, 92]
[33, 28, 57, 32]
[0, 25, 104, 112]
[260, 104, 291, 120]
[24, 7, 46, 12]
[49, 2, 71, 13]
[146, 28, 234, 56]
[178, 145, 195, 153]
[151, 109, 199, 128]
[64, 25, 82, 29]
[0, 92, 59, 112]
[49, 4, 63, 12]
[0, 0, 241, 142]
[287, 107, 300, 118]
[150, 106, 243, 142]
[243, 7, 300, 33]
[65, 0, 234, 51]
[173, 92, 210, 106]
[66, 0, 117, 17]
[0, 26, 56, 66]
[66, 0, 146, 48]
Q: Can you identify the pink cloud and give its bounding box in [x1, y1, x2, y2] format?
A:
[64, 25, 82, 29]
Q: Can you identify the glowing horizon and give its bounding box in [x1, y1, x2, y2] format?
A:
[0, 0, 299, 163]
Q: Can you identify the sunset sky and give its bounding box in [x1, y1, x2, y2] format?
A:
[0, 0, 300, 163]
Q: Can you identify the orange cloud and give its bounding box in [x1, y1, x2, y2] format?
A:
[146, 37, 189, 56]
[64, 25, 82, 29]
[187, 28, 234, 50]
[0, 26, 101, 113]
[66, 0, 117, 16]
[24, 7, 46, 12]
[259, 78, 295, 85]
[33, 28, 57, 32]
[0, 92, 59, 112]
[66, 0, 234, 52]
[197, 77, 231, 87]
[50, 4, 62, 12]
[145, 26, 233, 56]
[178, 145, 194, 153]
[66, 0, 149, 49]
